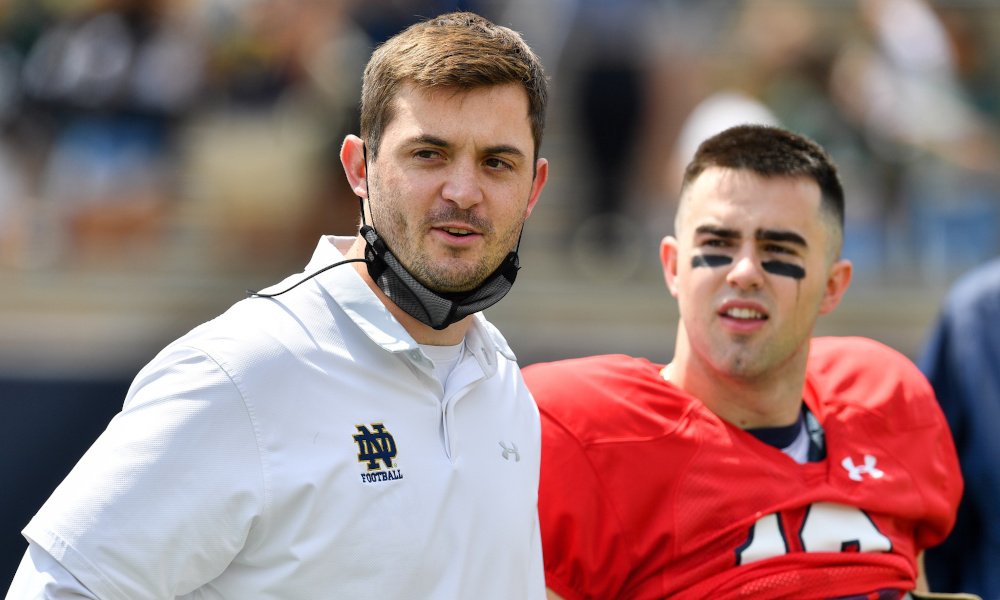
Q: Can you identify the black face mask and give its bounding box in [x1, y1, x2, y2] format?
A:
[360, 224, 520, 330]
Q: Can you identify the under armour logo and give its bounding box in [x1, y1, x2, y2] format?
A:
[499, 441, 520, 462]
[842, 455, 884, 481]
[353, 423, 397, 471]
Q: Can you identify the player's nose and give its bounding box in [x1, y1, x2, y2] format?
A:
[726, 254, 764, 290]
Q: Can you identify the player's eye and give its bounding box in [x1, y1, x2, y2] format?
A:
[765, 244, 795, 255]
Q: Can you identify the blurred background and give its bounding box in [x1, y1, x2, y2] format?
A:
[3, 0, 1000, 588]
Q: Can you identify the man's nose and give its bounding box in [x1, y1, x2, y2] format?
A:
[725, 254, 764, 290]
[441, 161, 484, 209]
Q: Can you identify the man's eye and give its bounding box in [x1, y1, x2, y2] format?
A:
[485, 157, 513, 170]
[703, 239, 729, 248]
[415, 150, 441, 159]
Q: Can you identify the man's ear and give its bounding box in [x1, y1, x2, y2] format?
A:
[524, 158, 548, 218]
[660, 236, 681, 298]
[818, 258, 853, 315]
[340, 135, 368, 200]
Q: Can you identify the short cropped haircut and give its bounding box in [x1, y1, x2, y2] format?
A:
[360, 12, 548, 162]
[679, 125, 845, 249]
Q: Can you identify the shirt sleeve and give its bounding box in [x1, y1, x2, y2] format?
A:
[6, 543, 99, 599]
[537, 410, 633, 600]
[917, 302, 984, 593]
[918, 310, 968, 440]
[21, 345, 266, 600]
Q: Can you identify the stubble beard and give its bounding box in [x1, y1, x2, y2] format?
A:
[370, 184, 522, 294]
[718, 330, 809, 385]
[720, 340, 770, 380]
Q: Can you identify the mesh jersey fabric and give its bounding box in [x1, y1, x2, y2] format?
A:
[524, 336, 962, 600]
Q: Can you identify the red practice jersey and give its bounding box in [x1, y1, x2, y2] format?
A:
[524, 337, 962, 600]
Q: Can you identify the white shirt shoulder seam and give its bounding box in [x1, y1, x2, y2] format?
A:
[179, 343, 272, 532]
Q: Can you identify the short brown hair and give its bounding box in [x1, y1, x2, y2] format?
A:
[360, 12, 548, 162]
[680, 125, 845, 233]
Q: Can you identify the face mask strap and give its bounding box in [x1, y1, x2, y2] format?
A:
[361, 142, 370, 227]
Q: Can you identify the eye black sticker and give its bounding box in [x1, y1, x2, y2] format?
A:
[691, 255, 732, 269]
[762, 261, 806, 279]
[692, 255, 806, 279]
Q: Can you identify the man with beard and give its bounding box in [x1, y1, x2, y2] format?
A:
[8, 12, 549, 599]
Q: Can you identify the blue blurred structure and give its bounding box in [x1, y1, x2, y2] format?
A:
[1, 379, 127, 589]
[920, 257, 1000, 600]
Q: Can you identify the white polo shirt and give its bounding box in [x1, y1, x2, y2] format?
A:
[16, 236, 545, 600]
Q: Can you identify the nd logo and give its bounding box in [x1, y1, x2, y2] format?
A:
[353, 423, 397, 471]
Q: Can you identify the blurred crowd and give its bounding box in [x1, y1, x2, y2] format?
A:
[0, 0, 998, 281]
[4, 3, 1000, 594]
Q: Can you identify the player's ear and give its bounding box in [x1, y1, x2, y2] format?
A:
[340, 135, 368, 199]
[661, 236, 681, 298]
[818, 258, 852, 315]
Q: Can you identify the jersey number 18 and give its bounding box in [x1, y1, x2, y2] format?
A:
[736, 502, 893, 565]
